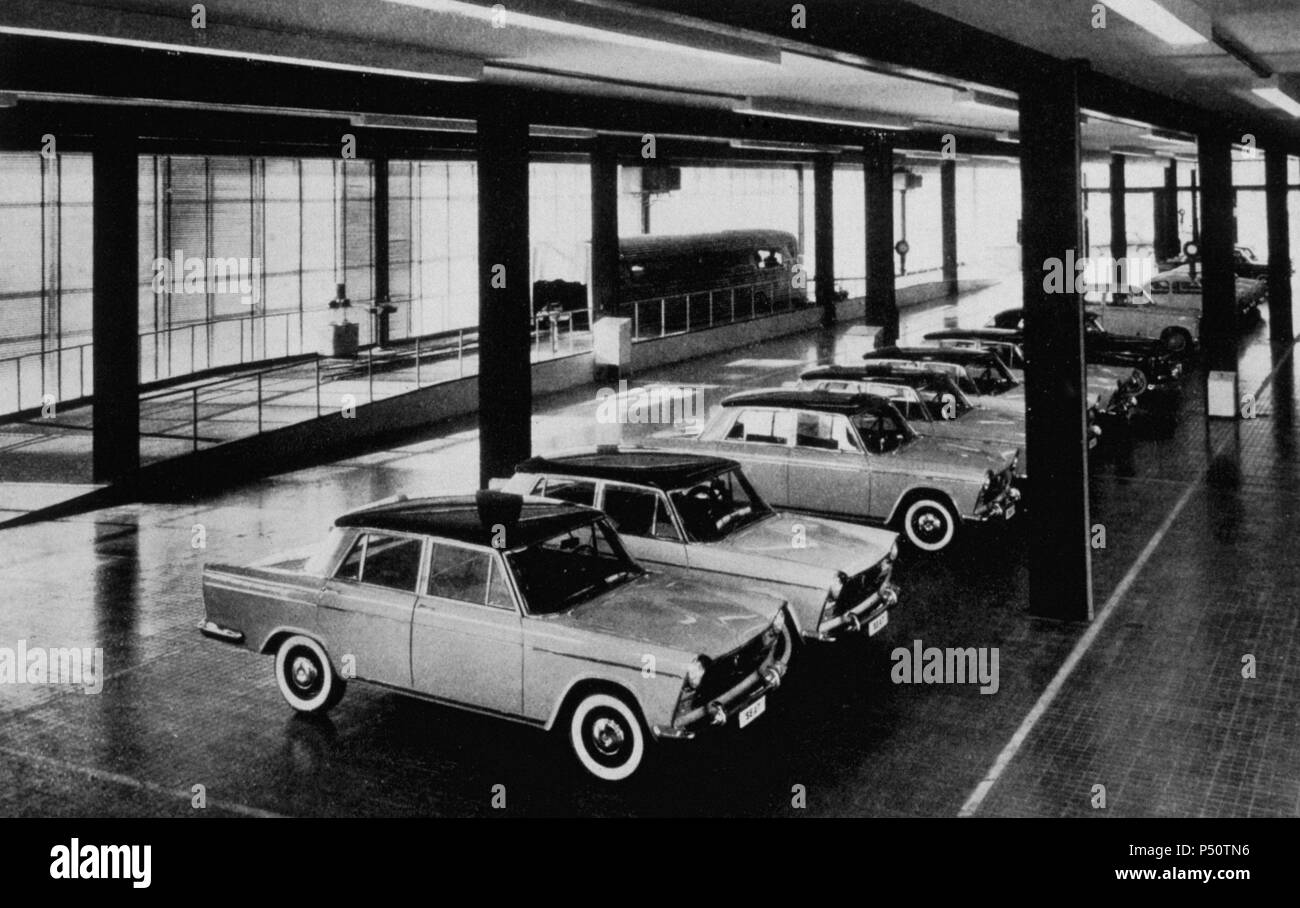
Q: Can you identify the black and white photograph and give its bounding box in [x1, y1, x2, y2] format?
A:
[0, 0, 1296, 886]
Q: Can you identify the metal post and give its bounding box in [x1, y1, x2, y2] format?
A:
[415, 334, 422, 386]
[15, 357, 21, 410]
[315, 357, 321, 417]
[192, 388, 199, 452]
[660, 298, 666, 338]
[686, 294, 691, 332]
[368, 348, 374, 403]
[634, 301, 640, 340]
[257, 372, 263, 434]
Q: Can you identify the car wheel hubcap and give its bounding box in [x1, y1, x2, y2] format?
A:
[916, 512, 942, 538]
[291, 655, 319, 691]
[591, 717, 626, 757]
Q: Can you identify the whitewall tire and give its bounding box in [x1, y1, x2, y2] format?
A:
[901, 498, 958, 552]
[274, 635, 341, 714]
[568, 692, 646, 782]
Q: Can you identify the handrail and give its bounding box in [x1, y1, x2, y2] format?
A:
[140, 356, 313, 402]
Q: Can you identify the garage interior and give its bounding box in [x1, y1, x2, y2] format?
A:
[1, 0, 1299, 817]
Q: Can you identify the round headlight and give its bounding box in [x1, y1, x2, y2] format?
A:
[828, 570, 847, 600]
[889, 540, 900, 561]
[686, 658, 706, 689]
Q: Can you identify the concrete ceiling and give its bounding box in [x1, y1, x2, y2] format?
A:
[910, 1, 1300, 130]
[2, 0, 1271, 159]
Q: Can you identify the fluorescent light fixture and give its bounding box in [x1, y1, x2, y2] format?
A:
[1111, 145, 1157, 157]
[351, 114, 475, 131]
[386, 0, 780, 65]
[953, 88, 1019, 112]
[735, 97, 910, 130]
[1145, 127, 1194, 143]
[530, 125, 598, 140]
[1252, 75, 1300, 117]
[729, 139, 825, 153]
[1100, 0, 1212, 46]
[0, 24, 482, 81]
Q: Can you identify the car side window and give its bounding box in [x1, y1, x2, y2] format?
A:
[541, 477, 597, 506]
[602, 485, 659, 536]
[426, 543, 491, 605]
[726, 409, 792, 445]
[485, 558, 516, 610]
[335, 533, 423, 592]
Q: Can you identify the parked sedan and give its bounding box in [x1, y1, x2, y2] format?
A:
[651, 389, 1020, 552]
[922, 328, 1148, 419]
[866, 345, 1121, 444]
[797, 363, 1028, 479]
[199, 492, 793, 782]
[503, 449, 901, 643]
[982, 308, 1185, 394]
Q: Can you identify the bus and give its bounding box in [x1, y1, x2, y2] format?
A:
[617, 229, 807, 336]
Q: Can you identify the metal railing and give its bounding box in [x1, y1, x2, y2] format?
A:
[138, 310, 310, 384]
[627, 278, 810, 342]
[0, 342, 94, 417]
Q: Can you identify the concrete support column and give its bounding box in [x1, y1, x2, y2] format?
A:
[1018, 61, 1093, 623]
[1109, 153, 1127, 274]
[1198, 130, 1238, 400]
[1266, 148, 1293, 342]
[476, 96, 532, 487]
[373, 153, 390, 307]
[813, 154, 836, 327]
[863, 132, 897, 345]
[92, 130, 140, 483]
[590, 137, 620, 321]
[1153, 161, 1180, 263]
[941, 157, 958, 294]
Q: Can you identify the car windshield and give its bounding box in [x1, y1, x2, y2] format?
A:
[852, 401, 917, 454]
[670, 467, 773, 542]
[963, 357, 1018, 396]
[915, 376, 974, 420]
[504, 518, 643, 615]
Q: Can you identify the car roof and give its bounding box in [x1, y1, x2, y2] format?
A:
[802, 364, 951, 386]
[516, 450, 740, 491]
[336, 493, 601, 548]
[924, 328, 1021, 342]
[720, 388, 896, 416]
[865, 346, 1005, 365]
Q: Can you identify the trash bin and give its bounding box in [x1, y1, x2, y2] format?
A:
[594, 317, 631, 382]
[838, 324, 883, 363]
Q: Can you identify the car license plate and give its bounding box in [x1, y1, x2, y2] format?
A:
[737, 696, 766, 728]
[867, 610, 889, 636]
[1004, 505, 1016, 520]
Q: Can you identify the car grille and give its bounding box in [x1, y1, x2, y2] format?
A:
[985, 467, 1011, 502]
[692, 622, 782, 706]
[831, 562, 890, 617]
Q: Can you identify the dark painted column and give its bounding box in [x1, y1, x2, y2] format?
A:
[92, 130, 140, 482]
[1109, 153, 1127, 277]
[1266, 147, 1293, 342]
[940, 157, 958, 293]
[1198, 130, 1238, 387]
[1019, 61, 1093, 623]
[863, 132, 897, 344]
[1153, 161, 1179, 262]
[813, 153, 836, 327]
[373, 153, 390, 306]
[589, 137, 620, 321]
[476, 96, 531, 487]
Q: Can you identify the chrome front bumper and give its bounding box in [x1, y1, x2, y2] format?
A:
[654, 621, 794, 741]
[817, 582, 899, 638]
[973, 485, 1021, 522]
